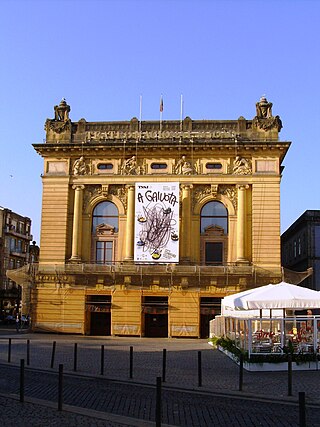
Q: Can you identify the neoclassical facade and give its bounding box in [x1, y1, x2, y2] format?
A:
[28, 97, 290, 337]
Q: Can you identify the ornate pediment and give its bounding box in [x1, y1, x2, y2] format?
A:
[96, 223, 115, 235]
[203, 225, 225, 236]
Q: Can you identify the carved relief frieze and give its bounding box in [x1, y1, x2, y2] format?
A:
[45, 119, 71, 135]
[192, 185, 212, 210]
[83, 185, 100, 211]
[210, 184, 218, 198]
[109, 185, 127, 212]
[101, 184, 109, 197]
[252, 116, 282, 132]
[232, 156, 252, 175]
[192, 184, 237, 211]
[219, 185, 237, 211]
[83, 184, 127, 213]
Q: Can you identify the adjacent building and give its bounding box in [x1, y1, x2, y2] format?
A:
[0, 207, 32, 316]
[281, 210, 320, 290]
[25, 97, 290, 337]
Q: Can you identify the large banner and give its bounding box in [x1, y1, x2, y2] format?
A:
[134, 182, 179, 263]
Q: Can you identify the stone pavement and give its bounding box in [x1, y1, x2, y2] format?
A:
[0, 329, 320, 426]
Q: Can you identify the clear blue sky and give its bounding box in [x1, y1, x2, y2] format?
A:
[1, 0, 320, 244]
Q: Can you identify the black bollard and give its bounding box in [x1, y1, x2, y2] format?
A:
[100, 345, 104, 376]
[299, 392, 306, 427]
[20, 359, 25, 403]
[288, 354, 292, 396]
[8, 338, 11, 363]
[239, 353, 244, 391]
[50, 341, 56, 369]
[58, 364, 63, 411]
[156, 376, 162, 427]
[73, 343, 78, 372]
[162, 349, 167, 383]
[129, 346, 133, 379]
[27, 339, 30, 366]
[198, 351, 202, 387]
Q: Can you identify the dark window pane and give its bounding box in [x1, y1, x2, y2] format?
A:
[205, 242, 223, 265]
[206, 163, 222, 170]
[97, 163, 113, 170]
[151, 163, 167, 169]
[96, 241, 113, 264]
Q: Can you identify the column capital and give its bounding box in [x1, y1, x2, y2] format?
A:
[236, 184, 249, 191]
[72, 184, 85, 191]
[180, 184, 193, 191]
[125, 184, 135, 191]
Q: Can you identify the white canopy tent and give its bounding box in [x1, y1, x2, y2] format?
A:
[213, 282, 320, 358]
[221, 282, 320, 316]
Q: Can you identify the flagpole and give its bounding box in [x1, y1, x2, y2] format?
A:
[139, 94, 142, 137]
[160, 94, 163, 133]
[180, 94, 183, 132]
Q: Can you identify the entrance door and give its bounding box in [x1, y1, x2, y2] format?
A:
[200, 297, 221, 338]
[90, 312, 111, 336]
[143, 296, 168, 337]
[86, 295, 111, 336]
[144, 313, 168, 337]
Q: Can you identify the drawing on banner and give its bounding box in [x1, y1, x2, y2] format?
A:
[134, 183, 179, 262]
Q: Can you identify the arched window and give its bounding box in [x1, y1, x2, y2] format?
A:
[92, 201, 119, 233]
[201, 201, 228, 234]
[200, 201, 228, 265]
[92, 202, 119, 264]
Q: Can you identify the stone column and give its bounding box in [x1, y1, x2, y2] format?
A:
[124, 185, 135, 261]
[70, 185, 85, 262]
[181, 184, 192, 262]
[236, 184, 249, 263]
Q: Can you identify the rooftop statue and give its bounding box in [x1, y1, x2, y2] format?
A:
[256, 96, 273, 119]
[54, 98, 71, 122]
[45, 98, 72, 135]
[253, 96, 282, 132]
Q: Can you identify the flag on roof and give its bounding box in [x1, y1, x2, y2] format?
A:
[160, 95, 163, 112]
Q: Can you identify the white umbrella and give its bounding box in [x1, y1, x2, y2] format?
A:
[223, 284, 274, 311]
[233, 282, 320, 310]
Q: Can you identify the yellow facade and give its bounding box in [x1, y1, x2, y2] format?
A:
[28, 97, 290, 337]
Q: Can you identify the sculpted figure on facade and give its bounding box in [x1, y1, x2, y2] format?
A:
[174, 155, 197, 175]
[121, 156, 141, 175]
[73, 156, 88, 175]
[233, 156, 252, 175]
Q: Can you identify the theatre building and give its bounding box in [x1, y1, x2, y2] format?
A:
[23, 97, 290, 337]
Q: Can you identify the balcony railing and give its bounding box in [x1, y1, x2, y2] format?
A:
[31, 262, 280, 279]
[6, 262, 282, 289]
